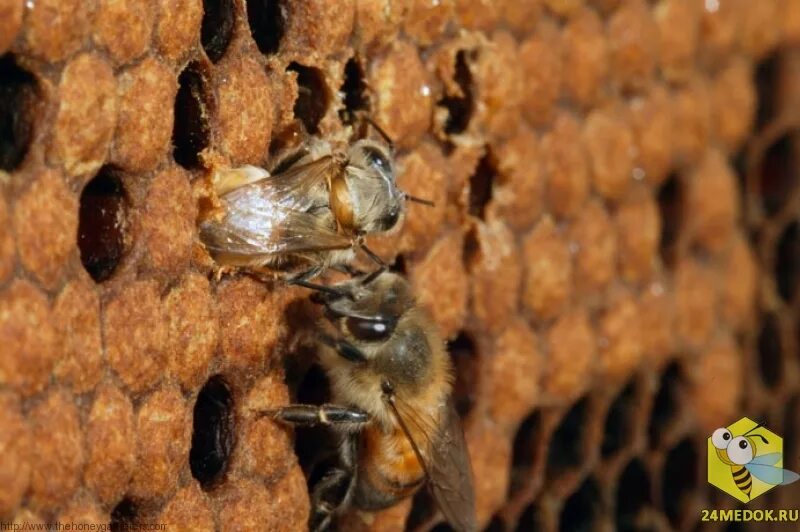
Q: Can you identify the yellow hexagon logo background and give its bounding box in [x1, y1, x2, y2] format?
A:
[707, 417, 783, 503]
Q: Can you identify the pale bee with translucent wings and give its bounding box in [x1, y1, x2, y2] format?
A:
[263, 272, 477, 532]
[198, 132, 431, 286]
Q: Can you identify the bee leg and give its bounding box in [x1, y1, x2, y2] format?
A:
[265, 404, 369, 431]
[309, 434, 359, 532]
[330, 264, 365, 277]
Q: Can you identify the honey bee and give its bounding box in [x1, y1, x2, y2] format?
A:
[198, 128, 431, 286]
[711, 423, 800, 499]
[264, 272, 477, 532]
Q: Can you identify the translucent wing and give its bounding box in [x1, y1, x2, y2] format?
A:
[750, 453, 781, 467]
[391, 396, 477, 532]
[746, 463, 800, 485]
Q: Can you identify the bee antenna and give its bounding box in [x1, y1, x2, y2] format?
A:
[363, 116, 395, 150]
[292, 279, 353, 300]
[404, 192, 435, 207]
[744, 421, 770, 444]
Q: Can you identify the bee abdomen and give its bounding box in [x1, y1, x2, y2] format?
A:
[732, 465, 752, 497]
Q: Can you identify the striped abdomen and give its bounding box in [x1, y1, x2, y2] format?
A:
[731, 465, 752, 498]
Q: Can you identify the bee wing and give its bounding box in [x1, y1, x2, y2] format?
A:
[750, 453, 781, 466]
[392, 397, 477, 532]
[746, 463, 800, 485]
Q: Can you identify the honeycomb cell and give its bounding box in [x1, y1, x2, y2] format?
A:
[498, 0, 542, 35]
[562, 8, 609, 109]
[104, 280, 167, 394]
[739, 0, 781, 59]
[474, 31, 523, 141]
[699, 0, 741, 62]
[339, 57, 369, 124]
[674, 258, 717, 349]
[158, 482, 215, 532]
[559, 478, 602, 532]
[141, 166, 195, 274]
[84, 384, 136, 505]
[601, 379, 638, 458]
[615, 185, 660, 284]
[287, 62, 329, 135]
[281, 0, 354, 58]
[671, 77, 712, 166]
[247, 0, 287, 56]
[156, 0, 204, 63]
[0, 54, 38, 172]
[0, 280, 56, 397]
[522, 216, 572, 322]
[543, 112, 590, 219]
[93, 0, 155, 65]
[465, 417, 512, 527]
[615, 458, 652, 531]
[448, 330, 480, 418]
[52, 278, 103, 394]
[436, 48, 475, 137]
[215, 54, 273, 163]
[691, 336, 743, 433]
[454, 0, 499, 31]
[598, 290, 643, 383]
[628, 85, 674, 186]
[518, 21, 563, 128]
[112, 57, 178, 173]
[21, 0, 90, 62]
[721, 233, 758, 331]
[508, 410, 544, 500]
[661, 438, 700, 528]
[0, 196, 14, 284]
[638, 282, 676, 364]
[77, 167, 130, 283]
[218, 477, 301, 532]
[404, 0, 453, 46]
[0, 0, 22, 54]
[543, 307, 595, 401]
[543, 0, 582, 18]
[190, 376, 235, 489]
[173, 61, 213, 170]
[655, 0, 700, 84]
[132, 384, 191, 500]
[754, 133, 799, 218]
[370, 40, 432, 149]
[396, 144, 448, 254]
[712, 59, 756, 153]
[490, 128, 544, 231]
[351, 0, 404, 50]
[12, 168, 77, 289]
[648, 362, 685, 447]
[0, 391, 30, 516]
[686, 150, 739, 254]
[110, 498, 137, 531]
[583, 106, 634, 202]
[549, 398, 592, 478]
[757, 313, 784, 390]
[776, 221, 800, 303]
[608, 0, 658, 93]
[569, 199, 617, 297]
[201, 0, 235, 62]
[28, 389, 84, 511]
[50, 53, 118, 181]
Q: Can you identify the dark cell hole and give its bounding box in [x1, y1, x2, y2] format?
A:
[339, 57, 369, 124]
[468, 150, 496, 220]
[757, 313, 783, 389]
[508, 410, 542, 498]
[247, 0, 287, 55]
[661, 438, 699, 527]
[190, 375, 235, 489]
[615, 458, 652, 532]
[648, 362, 684, 447]
[289, 63, 329, 135]
[602, 380, 638, 458]
[559, 478, 601, 532]
[110, 498, 137, 532]
[431, 524, 456, 532]
[447, 331, 479, 418]
[484, 515, 505, 532]
[406, 488, 437, 531]
[391, 254, 407, 275]
[462, 226, 479, 268]
[173, 62, 211, 169]
[0, 54, 37, 171]
[755, 54, 780, 129]
[78, 168, 129, 283]
[439, 50, 474, 135]
[776, 222, 800, 302]
[784, 395, 799, 471]
[657, 174, 683, 265]
[201, 0, 235, 62]
[515, 504, 544, 532]
[547, 396, 589, 477]
[758, 135, 798, 217]
[293, 364, 339, 478]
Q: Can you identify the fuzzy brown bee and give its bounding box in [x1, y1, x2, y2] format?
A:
[266, 272, 477, 531]
[198, 135, 430, 285]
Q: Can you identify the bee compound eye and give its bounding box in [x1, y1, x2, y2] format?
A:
[345, 316, 394, 341]
[711, 428, 732, 449]
[727, 436, 754, 465]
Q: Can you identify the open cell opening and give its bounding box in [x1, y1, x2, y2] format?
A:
[559, 478, 601, 532]
[547, 396, 589, 477]
[508, 410, 542, 499]
[339, 57, 369, 125]
[776, 221, 799, 302]
[0, 54, 38, 172]
[757, 313, 783, 390]
[288, 63, 329, 135]
[247, 0, 286, 55]
[439, 50, 474, 135]
[647, 362, 684, 447]
[657, 173, 683, 266]
[514, 504, 544, 532]
[602, 379, 638, 458]
[661, 438, 699, 527]
[110, 498, 137, 532]
[78, 167, 129, 283]
[468, 150, 496, 220]
[447, 331, 480, 419]
[190, 375, 235, 489]
[406, 488, 437, 531]
[784, 395, 799, 471]
[615, 458, 652, 531]
[755, 54, 779, 129]
[201, 0, 235, 62]
[173, 62, 212, 169]
[758, 134, 798, 218]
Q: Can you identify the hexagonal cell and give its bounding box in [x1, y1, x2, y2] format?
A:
[776, 221, 799, 302]
[77, 167, 130, 283]
[288, 63, 329, 135]
[657, 173, 684, 266]
[508, 410, 543, 499]
[447, 331, 480, 419]
[0, 53, 38, 172]
[615, 458, 652, 531]
[189, 375, 235, 489]
[247, 0, 287, 56]
[757, 313, 783, 390]
[438, 50, 474, 136]
[559, 478, 602, 532]
[756, 134, 799, 218]
[201, 0, 235, 62]
[547, 396, 590, 478]
[110, 497, 137, 532]
[514, 503, 545, 532]
[648, 362, 686, 448]
[339, 57, 369, 125]
[755, 53, 780, 129]
[173, 61, 212, 169]
[468, 149, 496, 221]
[601, 379, 638, 458]
[661, 438, 700, 528]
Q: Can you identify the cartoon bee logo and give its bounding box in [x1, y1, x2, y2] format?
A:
[711, 421, 799, 500]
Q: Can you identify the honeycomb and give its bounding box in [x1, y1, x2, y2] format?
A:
[1, 0, 800, 531]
